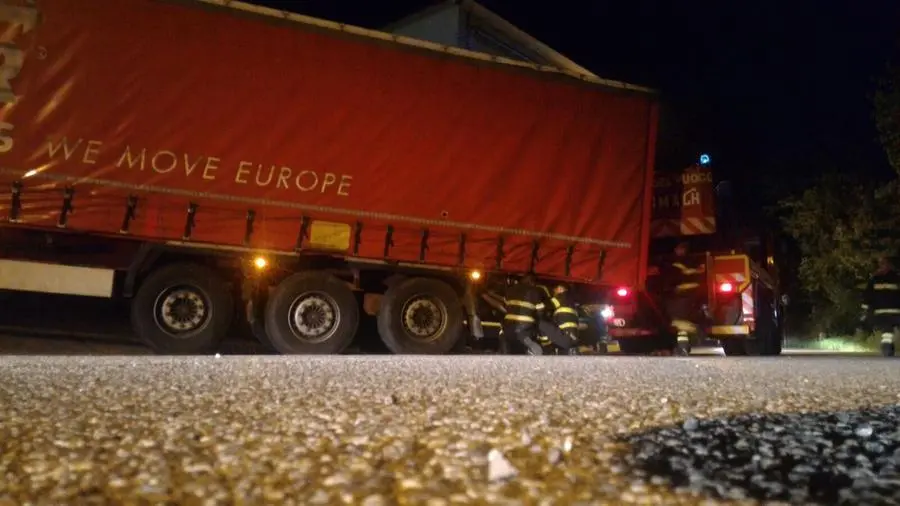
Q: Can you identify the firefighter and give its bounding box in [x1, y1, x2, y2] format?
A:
[502, 274, 546, 355]
[533, 281, 580, 355]
[548, 283, 581, 355]
[660, 241, 706, 355]
[533, 283, 556, 350]
[861, 255, 900, 357]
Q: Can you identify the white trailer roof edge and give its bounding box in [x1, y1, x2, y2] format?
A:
[192, 0, 658, 95]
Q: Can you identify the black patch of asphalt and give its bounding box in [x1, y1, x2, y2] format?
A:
[623, 406, 900, 505]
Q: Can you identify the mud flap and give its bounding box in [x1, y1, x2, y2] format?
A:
[469, 314, 485, 339]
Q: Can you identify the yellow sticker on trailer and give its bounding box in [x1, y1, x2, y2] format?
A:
[308, 221, 352, 250]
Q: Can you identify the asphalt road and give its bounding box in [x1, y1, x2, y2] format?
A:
[1, 355, 899, 505]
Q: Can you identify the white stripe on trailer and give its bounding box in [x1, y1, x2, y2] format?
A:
[0, 259, 114, 298]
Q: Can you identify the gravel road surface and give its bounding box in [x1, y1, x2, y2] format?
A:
[1, 356, 899, 505]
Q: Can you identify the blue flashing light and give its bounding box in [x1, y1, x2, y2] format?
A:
[699, 154, 711, 165]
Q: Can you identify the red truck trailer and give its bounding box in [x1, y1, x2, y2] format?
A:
[0, 0, 658, 354]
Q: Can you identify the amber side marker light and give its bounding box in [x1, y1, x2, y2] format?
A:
[253, 256, 268, 270]
[469, 270, 482, 281]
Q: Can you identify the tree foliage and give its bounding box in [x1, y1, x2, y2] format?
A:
[778, 61, 900, 334]
[779, 176, 900, 333]
[874, 63, 900, 174]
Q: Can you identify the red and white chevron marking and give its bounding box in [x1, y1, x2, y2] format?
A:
[651, 219, 679, 237]
[651, 217, 717, 238]
[714, 273, 747, 285]
[679, 216, 716, 235]
[650, 219, 680, 238]
[742, 285, 755, 330]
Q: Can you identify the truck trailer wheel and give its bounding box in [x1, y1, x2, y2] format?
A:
[377, 277, 464, 354]
[264, 272, 359, 354]
[131, 263, 234, 354]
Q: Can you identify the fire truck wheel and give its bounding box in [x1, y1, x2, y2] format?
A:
[744, 332, 781, 357]
[767, 334, 783, 356]
[131, 263, 234, 355]
[721, 339, 748, 356]
[758, 331, 783, 356]
[377, 277, 465, 354]
[744, 336, 766, 356]
[264, 272, 359, 355]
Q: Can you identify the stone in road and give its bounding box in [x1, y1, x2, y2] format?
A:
[0, 356, 899, 505]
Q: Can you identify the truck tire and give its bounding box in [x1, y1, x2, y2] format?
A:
[723, 333, 782, 356]
[131, 263, 234, 354]
[264, 272, 359, 354]
[722, 339, 748, 356]
[758, 331, 783, 356]
[377, 277, 464, 354]
[766, 334, 783, 356]
[760, 317, 784, 356]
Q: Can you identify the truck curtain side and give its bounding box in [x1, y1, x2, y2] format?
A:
[0, 0, 658, 354]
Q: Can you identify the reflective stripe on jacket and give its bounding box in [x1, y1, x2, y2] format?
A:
[503, 283, 543, 330]
[863, 270, 900, 316]
[661, 256, 706, 294]
[550, 291, 579, 331]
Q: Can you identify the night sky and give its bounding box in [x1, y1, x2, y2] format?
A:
[257, 0, 900, 205]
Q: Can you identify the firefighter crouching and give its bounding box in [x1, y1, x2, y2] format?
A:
[862, 255, 900, 357]
[502, 274, 546, 355]
[503, 275, 578, 355]
[660, 241, 706, 355]
[548, 283, 581, 355]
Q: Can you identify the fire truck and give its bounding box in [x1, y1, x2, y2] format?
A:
[607, 157, 786, 356]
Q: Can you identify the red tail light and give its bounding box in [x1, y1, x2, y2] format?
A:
[616, 287, 629, 297]
[718, 282, 734, 293]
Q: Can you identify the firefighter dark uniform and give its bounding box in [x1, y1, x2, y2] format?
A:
[534, 284, 555, 349]
[535, 283, 579, 354]
[502, 279, 546, 355]
[862, 263, 900, 357]
[660, 252, 706, 353]
[549, 285, 580, 354]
